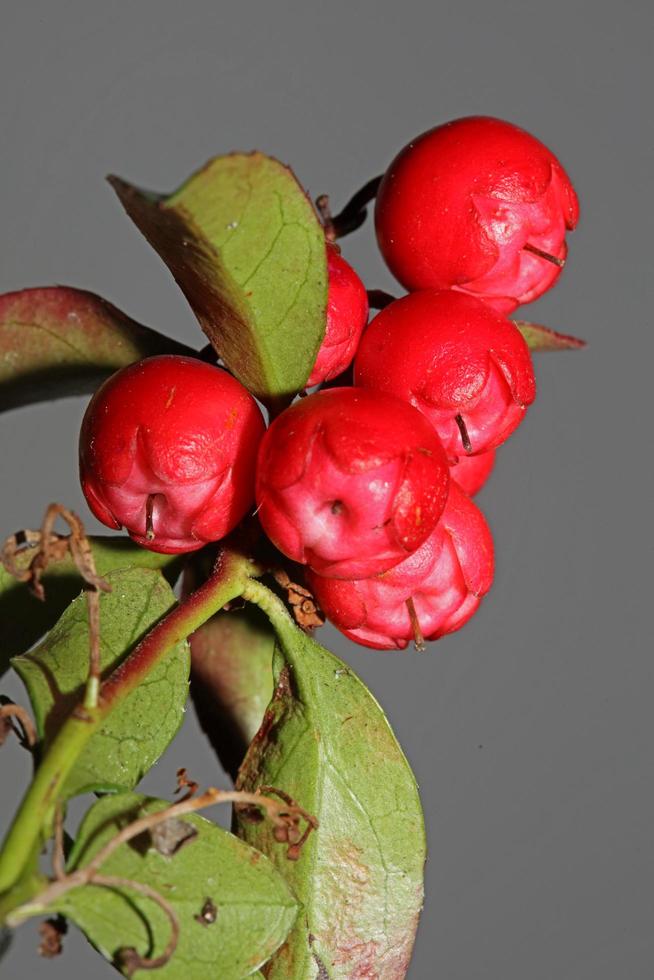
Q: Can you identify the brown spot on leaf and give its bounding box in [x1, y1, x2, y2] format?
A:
[194, 897, 218, 926]
[150, 817, 198, 857]
[308, 933, 330, 979]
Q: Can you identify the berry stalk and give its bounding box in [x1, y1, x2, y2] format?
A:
[316, 175, 382, 240]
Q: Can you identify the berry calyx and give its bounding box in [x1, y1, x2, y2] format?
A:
[79, 355, 265, 553]
[306, 246, 369, 387]
[307, 481, 494, 649]
[354, 290, 536, 460]
[450, 449, 496, 496]
[374, 115, 578, 312]
[255, 387, 450, 579]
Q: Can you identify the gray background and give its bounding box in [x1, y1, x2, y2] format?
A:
[0, 1, 652, 977]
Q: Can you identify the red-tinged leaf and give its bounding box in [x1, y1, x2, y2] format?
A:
[190, 604, 275, 781]
[236, 607, 425, 979]
[514, 320, 586, 351]
[0, 287, 192, 411]
[108, 153, 328, 408]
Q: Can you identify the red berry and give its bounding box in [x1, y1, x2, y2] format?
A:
[354, 290, 536, 460]
[255, 387, 450, 579]
[374, 115, 579, 313]
[307, 482, 494, 649]
[307, 246, 369, 387]
[79, 355, 265, 553]
[450, 449, 496, 496]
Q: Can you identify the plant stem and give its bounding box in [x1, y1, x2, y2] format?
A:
[0, 547, 253, 898]
[316, 175, 383, 241]
[241, 579, 296, 642]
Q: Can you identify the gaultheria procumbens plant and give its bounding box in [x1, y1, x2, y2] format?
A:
[0, 124, 585, 978]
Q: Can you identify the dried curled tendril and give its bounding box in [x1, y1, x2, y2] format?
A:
[8, 769, 317, 976]
[1, 503, 111, 709]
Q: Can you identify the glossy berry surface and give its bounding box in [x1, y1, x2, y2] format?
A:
[308, 482, 494, 649]
[450, 448, 496, 496]
[255, 387, 450, 579]
[355, 290, 536, 460]
[79, 355, 265, 553]
[307, 246, 369, 386]
[375, 115, 579, 313]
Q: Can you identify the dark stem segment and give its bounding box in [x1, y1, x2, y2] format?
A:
[367, 289, 396, 311]
[316, 175, 383, 241]
[405, 597, 426, 653]
[145, 494, 156, 541]
[455, 414, 473, 455]
[523, 242, 565, 268]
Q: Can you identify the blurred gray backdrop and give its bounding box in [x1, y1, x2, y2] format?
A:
[1, 1, 652, 978]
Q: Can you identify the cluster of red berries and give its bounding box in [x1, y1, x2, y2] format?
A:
[79, 115, 578, 650]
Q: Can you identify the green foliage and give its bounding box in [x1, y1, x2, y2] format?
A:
[12, 568, 189, 796]
[515, 320, 586, 351]
[0, 535, 180, 674]
[236, 606, 425, 979]
[190, 604, 275, 780]
[0, 287, 191, 412]
[50, 792, 298, 979]
[109, 153, 328, 407]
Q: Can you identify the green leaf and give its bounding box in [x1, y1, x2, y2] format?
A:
[0, 535, 180, 675]
[236, 615, 425, 979]
[50, 792, 298, 979]
[12, 568, 189, 796]
[0, 287, 193, 412]
[514, 320, 586, 351]
[190, 604, 275, 781]
[109, 153, 328, 406]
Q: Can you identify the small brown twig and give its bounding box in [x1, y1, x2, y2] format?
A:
[316, 175, 383, 241]
[175, 767, 199, 800]
[0, 702, 37, 749]
[1, 527, 56, 582]
[77, 788, 316, 876]
[95, 874, 179, 977]
[1, 504, 112, 709]
[259, 786, 319, 861]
